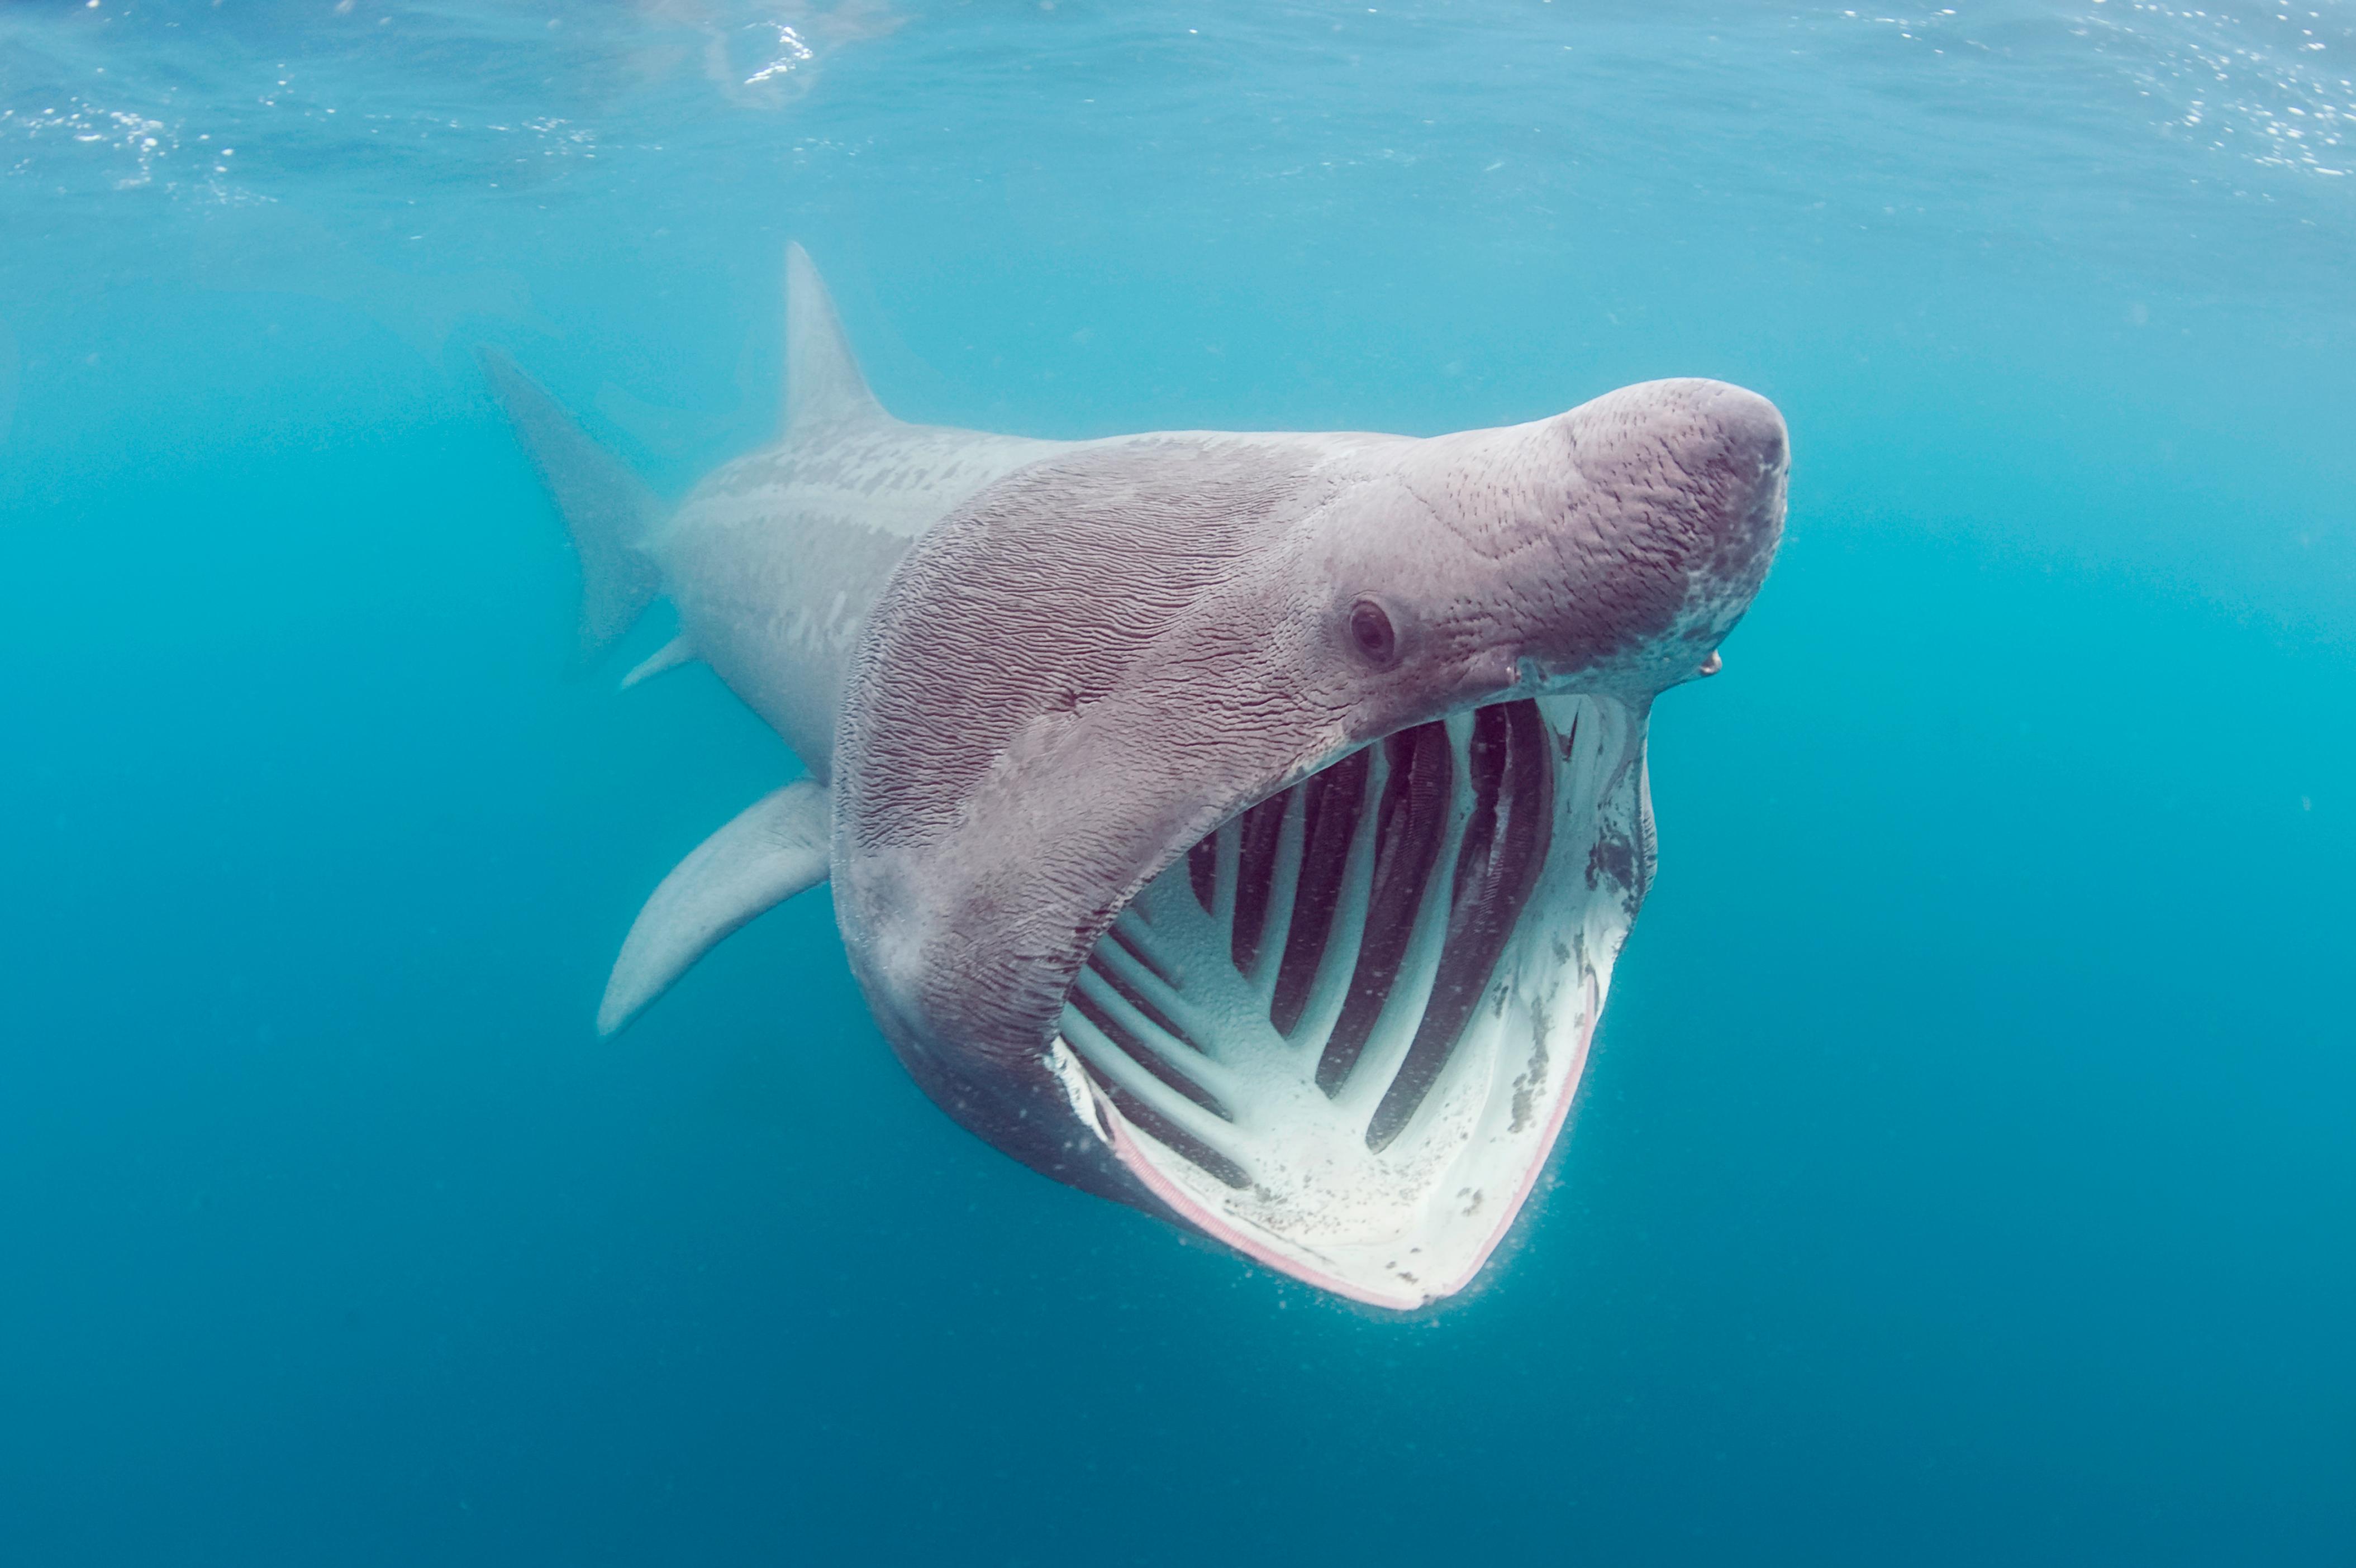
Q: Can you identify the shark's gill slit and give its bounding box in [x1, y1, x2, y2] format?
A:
[1065, 978, 1226, 1117]
[1314, 722, 1454, 1095]
[1079, 948, 1201, 1055]
[1068, 1058, 1252, 1190]
[1229, 794, 1289, 975]
[1268, 747, 1372, 1036]
[1186, 838, 1218, 916]
[1366, 698, 1554, 1151]
[1101, 920, 1179, 994]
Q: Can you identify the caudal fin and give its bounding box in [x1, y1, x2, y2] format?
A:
[480, 347, 663, 665]
[784, 243, 891, 436]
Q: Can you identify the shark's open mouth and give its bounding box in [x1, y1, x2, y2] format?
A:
[1045, 692, 1653, 1310]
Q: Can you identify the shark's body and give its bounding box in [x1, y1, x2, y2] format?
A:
[664, 414, 1060, 772]
[487, 249, 1787, 1309]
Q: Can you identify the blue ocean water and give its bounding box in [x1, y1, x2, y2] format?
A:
[4, 1, 2353, 1561]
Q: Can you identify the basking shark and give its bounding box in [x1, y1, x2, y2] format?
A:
[484, 248, 1787, 1310]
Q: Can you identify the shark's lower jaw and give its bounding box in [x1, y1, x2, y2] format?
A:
[1046, 692, 1653, 1311]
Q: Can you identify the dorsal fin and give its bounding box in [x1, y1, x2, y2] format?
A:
[785, 243, 889, 435]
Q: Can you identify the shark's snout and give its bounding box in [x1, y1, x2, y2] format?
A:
[1662, 378, 1788, 576]
[1675, 377, 1788, 479]
[1530, 376, 1788, 687]
[1577, 375, 1786, 555]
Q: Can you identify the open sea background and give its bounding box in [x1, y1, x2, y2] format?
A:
[4, 1, 2353, 1562]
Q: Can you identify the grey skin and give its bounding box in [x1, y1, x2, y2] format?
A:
[486, 247, 1787, 1304]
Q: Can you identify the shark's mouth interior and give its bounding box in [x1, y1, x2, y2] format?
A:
[1046, 692, 1651, 1310]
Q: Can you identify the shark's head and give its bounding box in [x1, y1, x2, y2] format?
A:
[1300, 376, 1785, 725]
[832, 378, 1787, 1309]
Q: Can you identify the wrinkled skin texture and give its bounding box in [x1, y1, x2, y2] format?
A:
[832, 378, 1787, 1199]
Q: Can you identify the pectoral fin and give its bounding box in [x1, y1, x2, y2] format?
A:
[598, 779, 832, 1038]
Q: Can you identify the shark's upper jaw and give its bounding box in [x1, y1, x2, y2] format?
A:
[1043, 689, 1653, 1311]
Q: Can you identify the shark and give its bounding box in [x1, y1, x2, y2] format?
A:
[483, 247, 1788, 1310]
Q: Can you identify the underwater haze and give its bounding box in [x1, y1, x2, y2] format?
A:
[3, 1, 2353, 1562]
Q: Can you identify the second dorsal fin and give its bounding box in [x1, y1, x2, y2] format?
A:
[784, 242, 889, 435]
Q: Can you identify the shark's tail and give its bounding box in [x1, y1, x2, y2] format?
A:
[479, 347, 663, 666]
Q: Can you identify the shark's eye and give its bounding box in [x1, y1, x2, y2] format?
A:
[1347, 598, 1398, 669]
